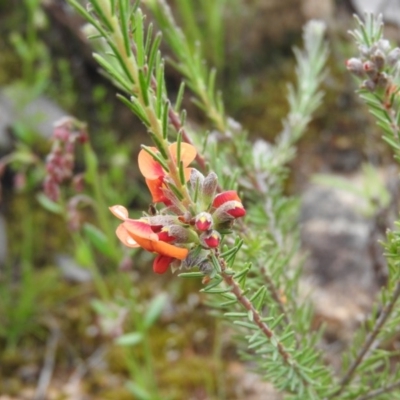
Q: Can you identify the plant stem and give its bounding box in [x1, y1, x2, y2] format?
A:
[328, 280, 400, 398]
[261, 266, 291, 328]
[216, 252, 291, 364]
[355, 380, 400, 400]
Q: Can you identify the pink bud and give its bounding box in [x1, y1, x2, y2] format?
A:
[346, 58, 364, 77]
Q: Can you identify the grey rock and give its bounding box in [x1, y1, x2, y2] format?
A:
[300, 184, 374, 287]
[0, 86, 67, 150]
[56, 254, 92, 283]
[299, 177, 388, 345]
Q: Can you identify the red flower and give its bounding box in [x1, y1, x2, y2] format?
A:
[200, 230, 221, 248]
[110, 205, 188, 274]
[212, 190, 246, 218]
[212, 191, 241, 208]
[195, 212, 213, 232]
[138, 143, 197, 204]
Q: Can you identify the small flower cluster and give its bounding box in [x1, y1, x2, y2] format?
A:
[110, 143, 246, 274]
[44, 117, 88, 201]
[346, 38, 400, 93]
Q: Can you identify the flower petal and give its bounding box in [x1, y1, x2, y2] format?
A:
[123, 219, 159, 241]
[212, 190, 241, 208]
[183, 167, 192, 182]
[116, 225, 139, 248]
[138, 148, 165, 179]
[126, 230, 188, 260]
[169, 142, 197, 167]
[152, 241, 189, 260]
[146, 178, 171, 205]
[153, 254, 174, 274]
[109, 205, 129, 220]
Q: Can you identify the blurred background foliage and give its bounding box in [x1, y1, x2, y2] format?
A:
[0, 0, 398, 399]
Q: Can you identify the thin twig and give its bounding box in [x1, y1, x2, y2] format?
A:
[34, 324, 60, 400]
[217, 252, 291, 364]
[355, 380, 400, 400]
[261, 266, 291, 327]
[329, 280, 400, 398]
[220, 269, 290, 361]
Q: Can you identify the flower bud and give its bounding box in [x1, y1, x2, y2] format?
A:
[168, 225, 194, 243]
[199, 259, 213, 274]
[362, 79, 376, 92]
[363, 61, 378, 79]
[213, 200, 246, 224]
[377, 39, 391, 53]
[202, 172, 218, 202]
[72, 173, 85, 192]
[371, 49, 385, 71]
[181, 248, 208, 269]
[358, 44, 371, 58]
[195, 212, 213, 231]
[346, 58, 364, 77]
[190, 168, 204, 192]
[377, 72, 389, 88]
[200, 230, 221, 248]
[212, 190, 242, 208]
[387, 48, 400, 67]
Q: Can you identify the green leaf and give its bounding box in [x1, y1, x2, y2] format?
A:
[126, 382, 152, 400]
[83, 223, 115, 258]
[143, 293, 167, 329]
[233, 320, 258, 330]
[36, 193, 63, 214]
[115, 332, 143, 346]
[133, 8, 145, 66]
[138, 68, 150, 106]
[118, 0, 131, 57]
[178, 272, 205, 278]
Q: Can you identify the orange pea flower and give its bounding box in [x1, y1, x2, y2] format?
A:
[110, 205, 189, 274]
[138, 143, 197, 204]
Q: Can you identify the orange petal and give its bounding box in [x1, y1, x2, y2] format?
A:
[146, 178, 168, 204]
[109, 205, 129, 220]
[212, 190, 241, 208]
[131, 234, 188, 259]
[153, 255, 174, 274]
[116, 225, 139, 248]
[169, 142, 197, 167]
[138, 148, 165, 179]
[117, 223, 189, 259]
[183, 167, 192, 182]
[123, 219, 159, 241]
[153, 241, 188, 260]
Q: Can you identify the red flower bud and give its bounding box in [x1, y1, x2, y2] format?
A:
[200, 230, 221, 248]
[213, 200, 246, 223]
[226, 202, 246, 218]
[212, 190, 242, 208]
[195, 212, 213, 231]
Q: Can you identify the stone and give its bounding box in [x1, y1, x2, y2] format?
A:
[299, 176, 383, 344]
[0, 86, 67, 151]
